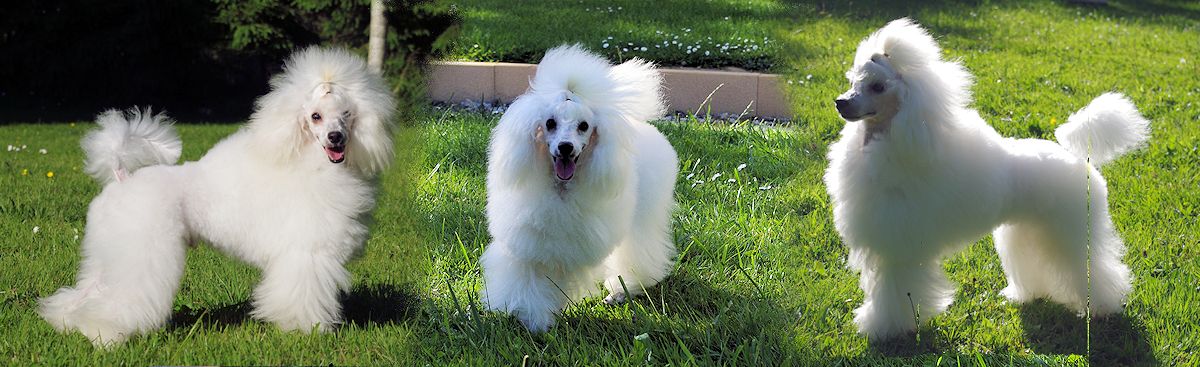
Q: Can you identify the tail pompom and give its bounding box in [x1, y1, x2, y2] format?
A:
[83, 107, 182, 185]
[1055, 93, 1150, 166]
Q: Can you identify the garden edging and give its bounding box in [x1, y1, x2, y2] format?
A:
[427, 61, 791, 118]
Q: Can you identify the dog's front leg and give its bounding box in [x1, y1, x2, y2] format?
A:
[854, 256, 955, 339]
[250, 251, 350, 332]
[480, 244, 568, 332]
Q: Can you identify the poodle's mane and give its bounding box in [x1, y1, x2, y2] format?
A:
[249, 47, 396, 177]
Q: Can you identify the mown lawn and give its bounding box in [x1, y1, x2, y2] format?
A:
[2, 0, 1198, 365]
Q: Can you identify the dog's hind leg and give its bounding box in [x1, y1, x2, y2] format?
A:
[250, 251, 350, 332]
[603, 127, 679, 305]
[38, 186, 188, 346]
[851, 251, 955, 339]
[996, 215, 1100, 314]
[1079, 175, 1131, 316]
[1083, 210, 1132, 316]
[1021, 178, 1130, 316]
[601, 231, 676, 304]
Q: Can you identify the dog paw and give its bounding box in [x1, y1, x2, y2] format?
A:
[603, 292, 627, 305]
[1000, 285, 1030, 304]
[516, 311, 555, 332]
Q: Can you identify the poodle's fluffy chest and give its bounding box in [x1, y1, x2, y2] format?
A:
[491, 185, 632, 267]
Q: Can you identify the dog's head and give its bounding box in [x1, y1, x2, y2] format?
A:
[836, 18, 972, 131]
[538, 94, 598, 181]
[251, 47, 396, 176]
[490, 45, 662, 189]
[303, 82, 355, 164]
[836, 53, 903, 123]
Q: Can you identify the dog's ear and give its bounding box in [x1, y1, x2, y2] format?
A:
[296, 113, 314, 142]
[343, 91, 395, 177]
[533, 124, 545, 142]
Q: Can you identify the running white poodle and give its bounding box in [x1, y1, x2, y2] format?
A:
[39, 47, 397, 346]
[825, 19, 1149, 339]
[480, 45, 679, 332]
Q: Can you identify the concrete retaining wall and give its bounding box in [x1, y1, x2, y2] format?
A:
[426, 61, 791, 118]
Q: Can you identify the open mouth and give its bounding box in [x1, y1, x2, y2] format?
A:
[839, 111, 876, 121]
[324, 145, 346, 163]
[552, 155, 577, 181]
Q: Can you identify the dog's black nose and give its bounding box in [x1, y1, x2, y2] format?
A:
[328, 131, 344, 145]
[834, 99, 853, 116]
[557, 142, 573, 157]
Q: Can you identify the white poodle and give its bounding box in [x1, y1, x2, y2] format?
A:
[39, 47, 397, 346]
[825, 19, 1150, 339]
[480, 45, 679, 332]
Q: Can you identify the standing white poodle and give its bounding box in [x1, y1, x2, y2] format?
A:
[825, 19, 1149, 339]
[39, 47, 397, 346]
[480, 45, 679, 332]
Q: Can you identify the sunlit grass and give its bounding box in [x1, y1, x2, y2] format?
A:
[1, 0, 1197, 365]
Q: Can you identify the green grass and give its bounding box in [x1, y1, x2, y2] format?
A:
[442, 0, 788, 70]
[3, 0, 1198, 365]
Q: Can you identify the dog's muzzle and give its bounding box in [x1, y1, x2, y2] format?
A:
[325, 131, 346, 163]
[834, 98, 873, 121]
[552, 142, 577, 181]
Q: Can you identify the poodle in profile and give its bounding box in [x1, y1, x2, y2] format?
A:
[39, 47, 397, 346]
[480, 45, 679, 332]
[825, 18, 1149, 339]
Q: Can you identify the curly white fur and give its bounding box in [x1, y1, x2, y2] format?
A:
[825, 19, 1149, 339]
[480, 45, 679, 332]
[39, 47, 396, 346]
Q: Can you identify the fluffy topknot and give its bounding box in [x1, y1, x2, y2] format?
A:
[530, 44, 665, 125]
[855, 18, 942, 75]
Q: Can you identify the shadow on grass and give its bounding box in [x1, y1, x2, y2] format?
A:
[858, 316, 999, 358]
[1018, 300, 1157, 366]
[341, 283, 422, 326]
[557, 270, 799, 365]
[168, 283, 420, 330]
[433, 269, 800, 364]
[170, 300, 254, 330]
[1097, 0, 1200, 26]
[789, 0, 1197, 26]
[865, 328, 945, 357]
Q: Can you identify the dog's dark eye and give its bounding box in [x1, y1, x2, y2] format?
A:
[311, 113, 322, 121]
[870, 82, 886, 93]
[546, 118, 557, 130]
[578, 121, 589, 131]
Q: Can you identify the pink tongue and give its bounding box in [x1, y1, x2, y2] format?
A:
[554, 157, 575, 180]
[325, 148, 345, 162]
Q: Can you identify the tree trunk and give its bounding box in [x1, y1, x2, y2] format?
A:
[367, 0, 386, 74]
